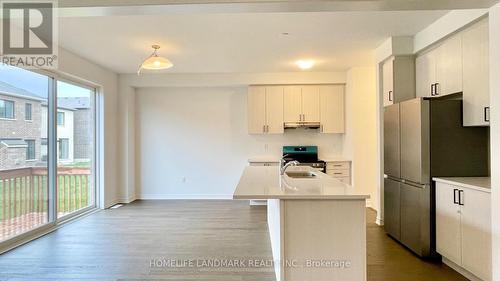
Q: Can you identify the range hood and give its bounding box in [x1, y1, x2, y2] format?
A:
[284, 122, 321, 129]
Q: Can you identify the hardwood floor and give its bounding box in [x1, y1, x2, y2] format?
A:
[0, 200, 468, 281]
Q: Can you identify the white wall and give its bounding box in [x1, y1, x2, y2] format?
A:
[344, 67, 378, 209]
[135, 86, 344, 199]
[489, 3, 500, 280]
[58, 48, 119, 208]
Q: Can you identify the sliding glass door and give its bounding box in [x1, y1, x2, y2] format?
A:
[0, 65, 97, 244]
[0, 65, 50, 242]
[56, 81, 95, 218]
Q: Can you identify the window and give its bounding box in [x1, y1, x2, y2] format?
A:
[0, 99, 15, 119]
[41, 138, 48, 161]
[58, 138, 69, 159]
[25, 139, 35, 160]
[57, 111, 65, 126]
[25, 103, 32, 120]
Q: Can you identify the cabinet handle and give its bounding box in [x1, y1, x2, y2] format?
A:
[453, 189, 458, 204]
[299, 114, 302, 121]
[266, 125, 269, 132]
[430, 84, 435, 96]
[458, 190, 464, 206]
[388, 91, 393, 101]
[263, 125, 266, 133]
[435, 83, 440, 96]
[484, 107, 490, 122]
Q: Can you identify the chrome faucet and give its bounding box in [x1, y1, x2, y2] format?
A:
[280, 159, 300, 175]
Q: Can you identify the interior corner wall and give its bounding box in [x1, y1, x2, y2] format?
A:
[489, 3, 500, 280]
[345, 66, 378, 211]
[117, 81, 136, 203]
[57, 48, 119, 208]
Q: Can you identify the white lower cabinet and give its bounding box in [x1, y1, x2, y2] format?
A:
[326, 161, 351, 184]
[435, 181, 491, 281]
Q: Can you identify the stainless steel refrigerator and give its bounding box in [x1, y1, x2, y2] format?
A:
[384, 97, 489, 258]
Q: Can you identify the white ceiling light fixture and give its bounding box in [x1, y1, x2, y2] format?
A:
[137, 45, 173, 75]
[295, 59, 315, 70]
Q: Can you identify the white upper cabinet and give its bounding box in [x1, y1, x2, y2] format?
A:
[436, 35, 463, 96]
[247, 86, 284, 134]
[301, 85, 321, 122]
[248, 86, 267, 134]
[383, 56, 416, 106]
[249, 84, 345, 134]
[284, 85, 320, 123]
[382, 58, 394, 106]
[462, 18, 490, 127]
[415, 19, 490, 127]
[416, 35, 462, 98]
[416, 50, 436, 98]
[320, 85, 345, 133]
[283, 86, 302, 123]
[265, 86, 285, 134]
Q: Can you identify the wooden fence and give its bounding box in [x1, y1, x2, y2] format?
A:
[0, 167, 91, 241]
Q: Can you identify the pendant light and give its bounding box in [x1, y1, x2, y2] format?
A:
[137, 45, 173, 74]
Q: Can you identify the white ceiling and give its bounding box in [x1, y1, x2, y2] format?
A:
[59, 11, 448, 74]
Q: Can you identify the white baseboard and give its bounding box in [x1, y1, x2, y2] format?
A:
[442, 257, 482, 281]
[117, 195, 137, 204]
[138, 194, 233, 200]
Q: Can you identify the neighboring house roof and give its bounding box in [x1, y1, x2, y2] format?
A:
[41, 102, 76, 111]
[58, 97, 91, 109]
[0, 81, 46, 102]
[0, 139, 27, 148]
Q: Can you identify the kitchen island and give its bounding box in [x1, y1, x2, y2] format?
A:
[233, 166, 369, 281]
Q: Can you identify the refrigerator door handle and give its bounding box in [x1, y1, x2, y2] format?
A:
[458, 190, 464, 206]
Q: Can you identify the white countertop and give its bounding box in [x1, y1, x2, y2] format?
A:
[248, 156, 350, 163]
[233, 166, 369, 200]
[433, 177, 491, 193]
[248, 156, 280, 163]
[321, 156, 351, 162]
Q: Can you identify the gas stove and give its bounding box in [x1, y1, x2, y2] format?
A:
[282, 146, 326, 173]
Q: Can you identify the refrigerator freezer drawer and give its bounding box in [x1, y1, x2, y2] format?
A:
[400, 182, 431, 257]
[384, 178, 401, 240]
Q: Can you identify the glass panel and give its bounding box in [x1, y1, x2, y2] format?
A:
[56, 81, 95, 218]
[57, 112, 64, 126]
[25, 103, 32, 121]
[0, 65, 50, 242]
[0, 100, 15, 119]
[25, 140, 36, 160]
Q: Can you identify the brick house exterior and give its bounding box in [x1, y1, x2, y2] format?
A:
[58, 97, 92, 161]
[0, 82, 92, 171]
[0, 88, 44, 170]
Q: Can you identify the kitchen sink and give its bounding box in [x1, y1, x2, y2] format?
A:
[285, 171, 317, 178]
